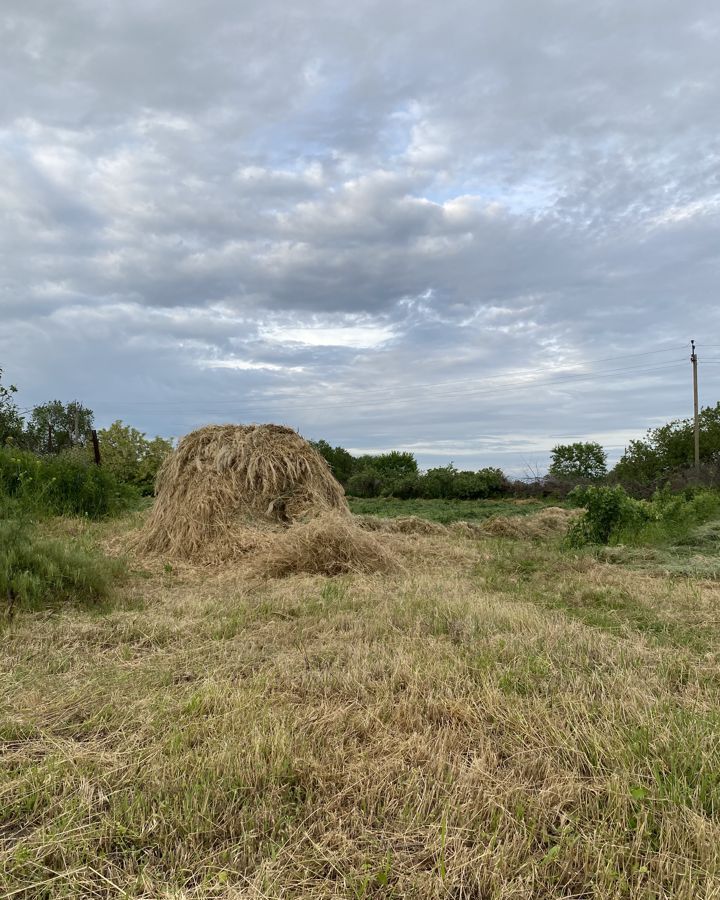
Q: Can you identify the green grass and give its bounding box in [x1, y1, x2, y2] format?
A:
[347, 496, 558, 524]
[0, 501, 125, 615]
[3, 507, 720, 896]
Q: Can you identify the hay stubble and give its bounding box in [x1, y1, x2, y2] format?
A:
[2, 512, 720, 897]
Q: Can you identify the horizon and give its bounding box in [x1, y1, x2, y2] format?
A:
[2, 0, 720, 475]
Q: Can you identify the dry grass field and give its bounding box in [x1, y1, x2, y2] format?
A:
[2, 509, 720, 898]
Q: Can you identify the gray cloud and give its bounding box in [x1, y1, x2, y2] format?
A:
[1, 0, 719, 472]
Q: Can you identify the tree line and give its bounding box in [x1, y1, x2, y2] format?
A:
[3, 366, 719, 499]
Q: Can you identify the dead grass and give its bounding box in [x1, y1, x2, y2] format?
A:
[2, 511, 720, 897]
[477, 506, 581, 539]
[249, 512, 402, 578]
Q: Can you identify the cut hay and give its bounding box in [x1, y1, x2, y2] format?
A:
[136, 424, 349, 561]
[477, 506, 581, 539]
[250, 512, 401, 578]
[355, 514, 448, 536]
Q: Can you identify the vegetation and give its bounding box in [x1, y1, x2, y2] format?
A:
[548, 440, 607, 480]
[97, 420, 173, 495]
[567, 483, 720, 549]
[0, 502, 122, 613]
[0, 367, 23, 446]
[349, 496, 552, 523]
[2, 506, 720, 896]
[0, 446, 137, 518]
[613, 402, 720, 483]
[23, 399, 95, 454]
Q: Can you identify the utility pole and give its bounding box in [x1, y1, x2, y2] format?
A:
[691, 339, 700, 472]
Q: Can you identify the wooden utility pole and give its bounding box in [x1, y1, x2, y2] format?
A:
[91, 429, 101, 466]
[47, 424, 53, 454]
[691, 340, 700, 472]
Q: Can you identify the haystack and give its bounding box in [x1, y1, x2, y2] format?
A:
[136, 424, 349, 561]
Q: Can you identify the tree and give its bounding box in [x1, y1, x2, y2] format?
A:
[612, 403, 720, 483]
[25, 400, 94, 454]
[310, 440, 355, 484]
[0, 368, 24, 446]
[97, 420, 173, 494]
[549, 442, 607, 481]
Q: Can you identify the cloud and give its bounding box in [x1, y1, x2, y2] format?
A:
[1, 0, 719, 472]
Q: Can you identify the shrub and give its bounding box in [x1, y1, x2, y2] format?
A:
[566, 485, 648, 546]
[0, 447, 137, 518]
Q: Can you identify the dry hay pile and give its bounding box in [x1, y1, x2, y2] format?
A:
[136, 424, 351, 563]
[478, 506, 580, 539]
[355, 514, 447, 536]
[250, 512, 400, 578]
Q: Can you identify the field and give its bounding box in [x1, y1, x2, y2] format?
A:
[347, 497, 559, 523]
[2, 501, 720, 898]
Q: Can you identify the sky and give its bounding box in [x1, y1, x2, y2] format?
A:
[2, 0, 720, 475]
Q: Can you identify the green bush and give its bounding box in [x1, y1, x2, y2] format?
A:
[568, 484, 720, 547]
[567, 485, 649, 546]
[0, 447, 137, 518]
[0, 506, 123, 611]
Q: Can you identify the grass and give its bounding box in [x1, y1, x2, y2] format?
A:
[347, 496, 558, 523]
[0, 502, 125, 616]
[1, 508, 720, 896]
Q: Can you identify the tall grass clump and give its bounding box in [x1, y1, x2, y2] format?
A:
[0, 447, 137, 518]
[0, 501, 123, 611]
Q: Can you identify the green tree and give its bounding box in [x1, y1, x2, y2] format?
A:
[613, 403, 720, 482]
[549, 442, 607, 481]
[310, 440, 355, 484]
[25, 400, 94, 454]
[0, 368, 24, 446]
[97, 420, 173, 495]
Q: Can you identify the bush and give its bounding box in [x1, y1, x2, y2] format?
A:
[566, 485, 649, 546]
[0, 447, 138, 518]
[0, 502, 123, 611]
[567, 484, 720, 547]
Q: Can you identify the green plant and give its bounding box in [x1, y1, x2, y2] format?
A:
[24, 399, 95, 454]
[97, 420, 173, 495]
[0, 505, 123, 611]
[566, 485, 648, 546]
[0, 447, 137, 518]
[549, 442, 607, 481]
[0, 368, 23, 446]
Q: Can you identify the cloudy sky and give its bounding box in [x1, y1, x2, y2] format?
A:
[2, 0, 720, 473]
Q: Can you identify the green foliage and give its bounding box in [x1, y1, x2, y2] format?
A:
[0, 368, 24, 447]
[97, 420, 173, 495]
[568, 484, 720, 548]
[549, 442, 607, 481]
[310, 440, 355, 484]
[613, 403, 720, 482]
[0, 504, 121, 611]
[0, 447, 137, 518]
[25, 400, 94, 454]
[356, 450, 418, 480]
[567, 485, 647, 546]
